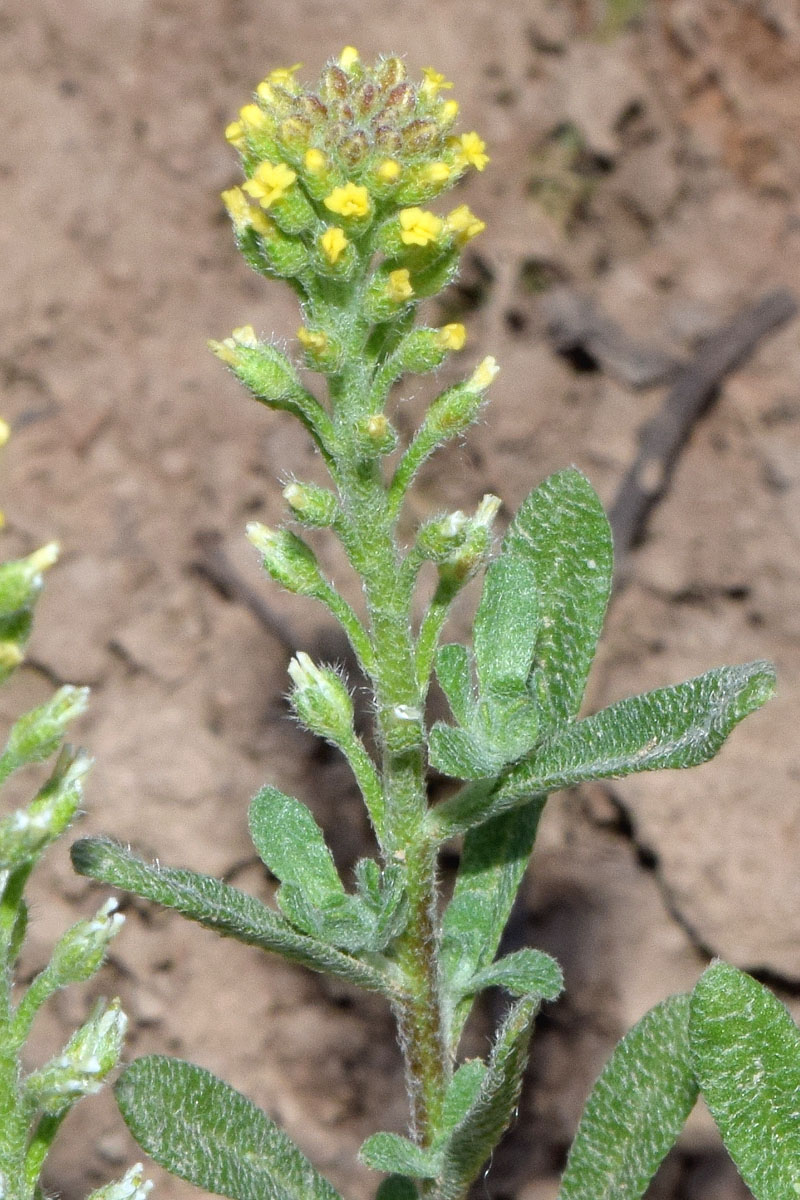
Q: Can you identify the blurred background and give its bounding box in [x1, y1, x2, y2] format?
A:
[2, 1, 800, 1197]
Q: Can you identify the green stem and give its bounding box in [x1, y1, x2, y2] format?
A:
[24, 1113, 65, 1197]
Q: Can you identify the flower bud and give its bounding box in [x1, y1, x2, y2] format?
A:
[0, 685, 89, 781]
[0, 747, 90, 869]
[24, 998, 127, 1116]
[354, 414, 398, 457]
[0, 542, 59, 618]
[288, 652, 355, 744]
[46, 899, 125, 989]
[246, 524, 327, 596]
[283, 481, 339, 527]
[209, 336, 306, 408]
[416, 510, 470, 562]
[86, 1164, 154, 1200]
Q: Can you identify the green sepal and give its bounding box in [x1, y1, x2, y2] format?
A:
[0, 686, 89, 786]
[249, 787, 344, 907]
[115, 1055, 344, 1200]
[359, 1134, 439, 1180]
[464, 948, 563, 1002]
[70, 838, 398, 998]
[558, 993, 697, 1200]
[24, 997, 127, 1117]
[436, 993, 541, 1200]
[432, 661, 776, 838]
[689, 962, 800, 1199]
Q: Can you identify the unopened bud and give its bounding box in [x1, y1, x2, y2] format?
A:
[246, 524, 327, 596]
[283, 481, 338, 527]
[0, 685, 89, 781]
[46, 898, 125, 989]
[25, 998, 127, 1116]
[469, 356, 500, 391]
[354, 414, 398, 457]
[416, 511, 469, 562]
[0, 747, 90, 869]
[210, 337, 306, 408]
[288, 652, 355, 744]
[86, 1164, 154, 1200]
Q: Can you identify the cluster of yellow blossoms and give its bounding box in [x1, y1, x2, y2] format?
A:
[220, 48, 488, 333]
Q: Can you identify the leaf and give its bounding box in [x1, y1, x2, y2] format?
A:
[432, 661, 776, 837]
[473, 555, 538, 699]
[435, 643, 474, 726]
[437, 994, 540, 1200]
[427, 724, 503, 779]
[374, 1176, 417, 1200]
[359, 1133, 439, 1179]
[439, 801, 546, 1054]
[558, 993, 697, 1200]
[690, 962, 800, 1199]
[466, 949, 563, 1002]
[70, 838, 396, 998]
[249, 787, 344, 905]
[440, 1060, 488, 1135]
[116, 1055, 343, 1200]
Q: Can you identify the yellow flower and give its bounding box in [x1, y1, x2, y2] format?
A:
[469, 356, 500, 390]
[377, 158, 401, 182]
[268, 63, 302, 88]
[239, 103, 269, 132]
[339, 46, 360, 70]
[209, 325, 259, 366]
[421, 67, 453, 97]
[399, 207, 443, 247]
[445, 204, 486, 243]
[243, 161, 297, 209]
[455, 132, 489, 171]
[324, 183, 371, 219]
[423, 162, 452, 184]
[435, 323, 467, 351]
[225, 120, 246, 149]
[221, 186, 252, 231]
[303, 148, 328, 176]
[387, 268, 413, 302]
[297, 327, 329, 353]
[320, 227, 349, 264]
[0, 417, 9, 448]
[440, 99, 460, 124]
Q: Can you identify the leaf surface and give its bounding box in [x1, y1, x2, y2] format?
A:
[116, 1056, 343, 1200]
[558, 994, 697, 1200]
[690, 962, 800, 1199]
[249, 787, 344, 904]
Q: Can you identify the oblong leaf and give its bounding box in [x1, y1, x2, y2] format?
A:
[466, 948, 563, 1001]
[428, 724, 503, 780]
[473, 555, 538, 698]
[249, 786, 344, 905]
[359, 1133, 439, 1179]
[433, 661, 775, 837]
[690, 962, 800, 1199]
[436, 643, 474, 727]
[116, 1055, 343, 1200]
[70, 838, 396, 997]
[558, 994, 697, 1200]
[502, 468, 612, 728]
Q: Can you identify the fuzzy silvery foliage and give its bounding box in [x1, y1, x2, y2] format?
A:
[69, 50, 794, 1200]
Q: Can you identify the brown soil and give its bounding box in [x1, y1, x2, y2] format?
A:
[3, 2, 800, 1198]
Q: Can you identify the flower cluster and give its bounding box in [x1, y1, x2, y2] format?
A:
[219, 48, 487, 320]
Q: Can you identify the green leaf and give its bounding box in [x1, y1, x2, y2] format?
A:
[70, 838, 397, 998]
[432, 661, 776, 837]
[374, 1176, 417, 1200]
[466, 949, 563, 1002]
[690, 962, 800, 1199]
[502, 468, 612, 728]
[440, 1060, 488, 1136]
[437, 994, 540, 1200]
[435, 643, 474, 727]
[359, 1133, 439, 1179]
[249, 787, 344, 906]
[427, 724, 503, 779]
[439, 801, 546, 1054]
[558, 993, 697, 1200]
[116, 1056, 343, 1200]
[473, 556, 538, 699]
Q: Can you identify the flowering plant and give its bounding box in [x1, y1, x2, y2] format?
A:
[68, 50, 796, 1200]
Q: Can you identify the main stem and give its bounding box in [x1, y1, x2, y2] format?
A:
[336, 449, 449, 1148]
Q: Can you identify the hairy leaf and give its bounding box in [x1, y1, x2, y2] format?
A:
[427, 724, 504, 779]
[437, 994, 540, 1200]
[439, 801, 545, 1053]
[558, 994, 697, 1200]
[359, 1133, 439, 1179]
[435, 643, 474, 726]
[116, 1056, 342, 1200]
[466, 948, 563, 1002]
[433, 661, 775, 837]
[249, 787, 344, 904]
[690, 962, 800, 1199]
[440, 1060, 488, 1135]
[473, 555, 538, 699]
[71, 838, 396, 997]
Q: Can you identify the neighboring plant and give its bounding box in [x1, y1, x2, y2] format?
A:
[68, 50, 793, 1200]
[0, 421, 151, 1200]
